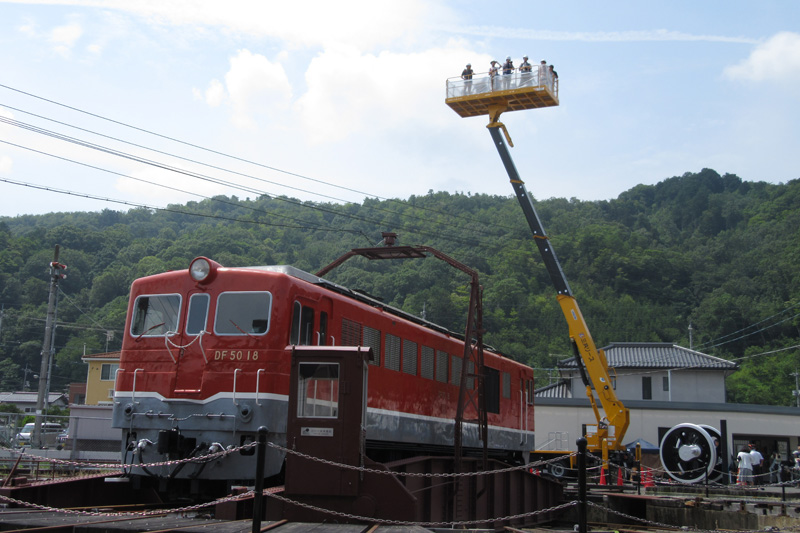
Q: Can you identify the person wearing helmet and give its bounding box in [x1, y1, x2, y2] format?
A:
[502, 56, 514, 90]
[519, 55, 532, 86]
[461, 63, 474, 95]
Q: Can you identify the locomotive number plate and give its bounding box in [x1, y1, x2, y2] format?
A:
[214, 350, 259, 361]
[301, 427, 334, 437]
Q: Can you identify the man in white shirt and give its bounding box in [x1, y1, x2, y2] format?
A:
[737, 446, 754, 485]
[749, 445, 764, 484]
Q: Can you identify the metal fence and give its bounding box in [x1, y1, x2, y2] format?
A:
[446, 70, 558, 99]
[0, 411, 121, 458]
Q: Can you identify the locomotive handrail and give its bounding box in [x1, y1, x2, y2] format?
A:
[256, 369, 264, 406]
[233, 368, 242, 406]
[132, 368, 144, 405]
[164, 329, 209, 363]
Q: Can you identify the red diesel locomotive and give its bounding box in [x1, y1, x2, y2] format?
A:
[112, 257, 535, 495]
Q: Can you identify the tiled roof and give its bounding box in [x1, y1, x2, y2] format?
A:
[557, 342, 738, 370]
[81, 351, 121, 361]
[0, 391, 68, 404]
[534, 379, 572, 398]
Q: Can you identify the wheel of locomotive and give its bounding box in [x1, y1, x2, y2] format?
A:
[698, 424, 723, 481]
[659, 423, 717, 484]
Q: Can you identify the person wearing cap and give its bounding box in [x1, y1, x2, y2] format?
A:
[461, 63, 474, 95]
[502, 56, 514, 90]
[538, 59, 550, 89]
[489, 60, 500, 90]
[519, 55, 532, 86]
[548, 64, 558, 92]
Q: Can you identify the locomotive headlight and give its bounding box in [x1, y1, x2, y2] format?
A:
[189, 256, 221, 283]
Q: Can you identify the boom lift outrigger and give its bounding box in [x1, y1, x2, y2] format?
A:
[445, 69, 630, 464]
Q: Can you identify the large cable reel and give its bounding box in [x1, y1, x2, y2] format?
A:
[659, 423, 719, 484]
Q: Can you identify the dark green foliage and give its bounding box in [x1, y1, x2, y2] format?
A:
[0, 170, 798, 405]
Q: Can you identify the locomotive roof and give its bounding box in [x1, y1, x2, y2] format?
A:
[243, 264, 468, 344]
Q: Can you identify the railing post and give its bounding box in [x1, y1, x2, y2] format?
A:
[252, 426, 268, 533]
[577, 437, 587, 533]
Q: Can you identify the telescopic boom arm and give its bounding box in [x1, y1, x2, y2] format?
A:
[487, 121, 630, 453]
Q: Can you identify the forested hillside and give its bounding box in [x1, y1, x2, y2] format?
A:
[1, 168, 799, 405]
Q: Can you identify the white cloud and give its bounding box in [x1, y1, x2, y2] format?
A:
[195, 49, 292, 129]
[0, 155, 12, 174]
[50, 21, 83, 57]
[450, 27, 759, 44]
[295, 42, 489, 144]
[55, 0, 436, 50]
[724, 32, 800, 83]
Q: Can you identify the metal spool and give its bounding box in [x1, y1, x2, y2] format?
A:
[659, 423, 718, 484]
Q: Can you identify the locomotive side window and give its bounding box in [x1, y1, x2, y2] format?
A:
[420, 346, 434, 380]
[435, 350, 449, 383]
[385, 334, 401, 371]
[289, 302, 314, 345]
[186, 293, 210, 335]
[297, 362, 339, 418]
[363, 326, 381, 366]
[215, 292, 272, 335]
[526, 379, 534, 405]
[131, 294, 181, 337]
[402, 339, 417, 375]
[318, 312, 328, 346]
[485, 366, 500, 414]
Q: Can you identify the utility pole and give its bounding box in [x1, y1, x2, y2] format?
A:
[33, 245, 66, 448]
[688, 322, 694, 350]
[791, 368, 800, 408]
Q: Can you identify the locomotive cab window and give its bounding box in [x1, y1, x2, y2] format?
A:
[297, 362, 339, 418]
[290, 302, 315, 345]
[186, 293, 210, 335]
[214, 291, 272, 335]
[131, 294, 181, 337]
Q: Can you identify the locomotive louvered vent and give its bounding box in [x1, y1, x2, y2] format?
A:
[363, 326, 381, 366]
[502, 372, 511, 398]
[436, 350, 449, 383]
[403, 339, 418, 375]
[450, 356, 462, 386]
[421, 346, 435, 380]
[341, 318, 362, 346]
[385, 334, 401, 371]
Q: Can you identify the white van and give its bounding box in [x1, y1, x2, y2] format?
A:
[15, 422, 64, 448]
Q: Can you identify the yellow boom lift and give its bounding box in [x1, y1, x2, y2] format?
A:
[445, 67, 630, 468]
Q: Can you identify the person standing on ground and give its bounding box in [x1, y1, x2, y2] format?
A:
[769, 451, 782, 484]
[737, 445, 754, 485]
[749, 444, 764, 484]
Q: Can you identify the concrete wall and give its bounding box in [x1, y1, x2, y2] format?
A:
[534, 397, 800, 458]
[565, 368, 728, 403]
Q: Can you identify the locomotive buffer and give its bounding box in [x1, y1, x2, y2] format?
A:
[446, 68, 631, 465]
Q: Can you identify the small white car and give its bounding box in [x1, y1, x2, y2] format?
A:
[15, 422, 64, 448]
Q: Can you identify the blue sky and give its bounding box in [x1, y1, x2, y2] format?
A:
[1, 1, 799, 216]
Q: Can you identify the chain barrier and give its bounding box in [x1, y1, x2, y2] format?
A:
[7, 441, 257, 471]
[0, 489, 256, 517]
[262, 490, 578, 527]
[268, 441, 575, 478]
